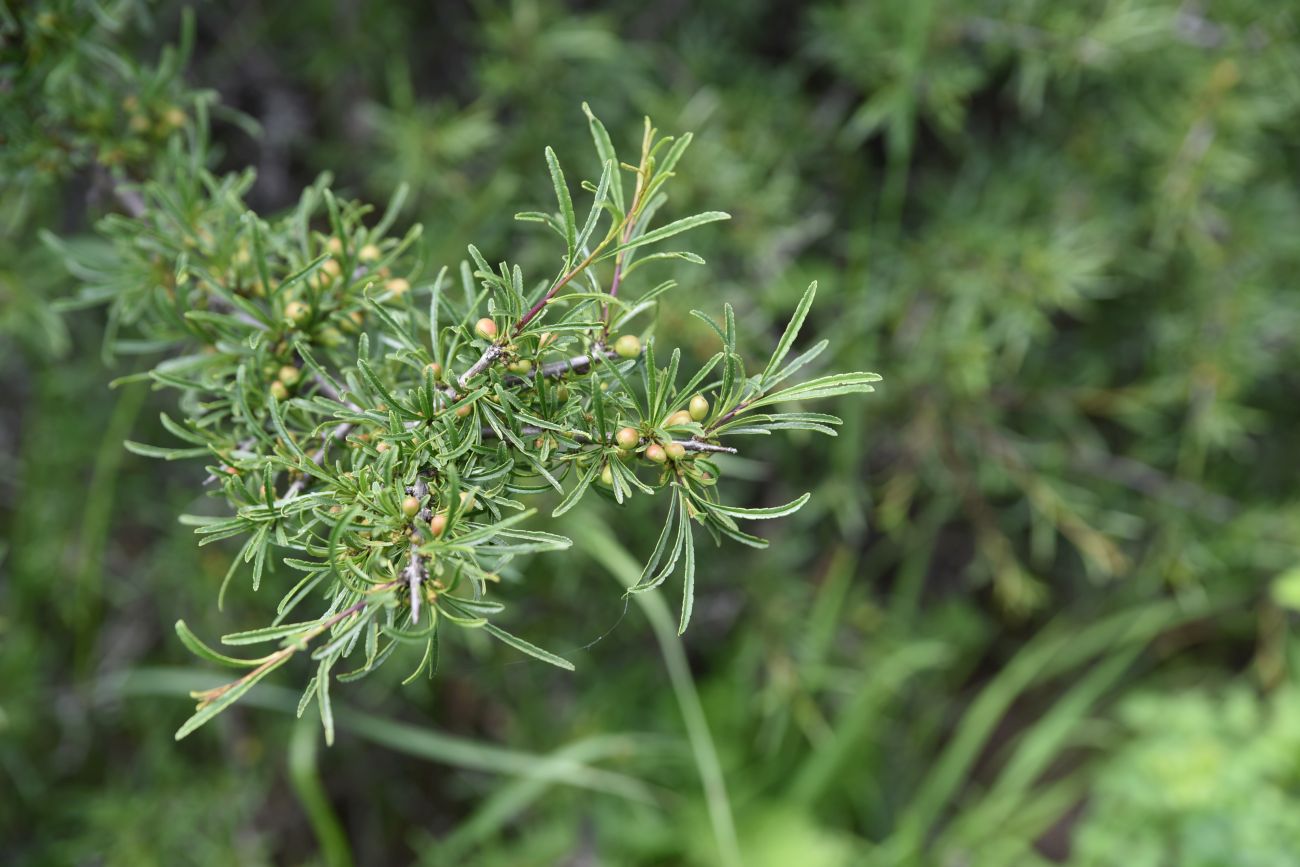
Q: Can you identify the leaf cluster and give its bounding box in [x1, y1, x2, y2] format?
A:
[34, 17, 878, 741]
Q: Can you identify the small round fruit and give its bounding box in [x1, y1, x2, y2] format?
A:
[459, 491, 477, 511]
[161, 107, 186, 130]
[277, 365, 301, 386]
[318, 326, 345, 347]
[375, 442, 391, 453]
[555, 383, 570, 402]
[326, 237, 344, 255]
[385, 277, 410, 296]
[284, 300, 311, 324]
[429, 513, 447, 537]
[665, 442, 686, 461]
[665, 410, 692, 427]
[340, 310, 364, 334]
[359, 243, 381, 262]
[425, 361, 442, 378]
[645, 443, 667, 463]
[600, 464, 614, 486]
[269, 380, 289, 401]
[615, 427, 640, 450]
[402, 496, 421, 518]
[689, 394, 709, 421]
[454, 403, 472, 418]
[322, 259, 342, 278]
[474, 318, 498, 340]
[613, 334, 641, 358]
[508, 359, 532, 375]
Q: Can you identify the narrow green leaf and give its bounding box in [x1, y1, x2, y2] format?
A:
[582, 102, 623, 212]
[317, 657, 335, 746]
[707, 492, 811, 520]
[222, 620, 320, 646]
[545, 146, 577, 265]
[749, 372, 882, 409]
[175, 655, 290, 740]
[678, 497, 696, 635]
[124, 440, 210, 460]
[483, 622, 575, 671]
[599, 211, 730, 260]
[762, 281, 818, 385]
[175, 621, 271, 668]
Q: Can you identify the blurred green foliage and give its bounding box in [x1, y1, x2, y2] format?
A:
[4, 0, 1300, 864]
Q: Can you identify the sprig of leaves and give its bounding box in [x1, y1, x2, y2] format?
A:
[47, 59, 879, 739]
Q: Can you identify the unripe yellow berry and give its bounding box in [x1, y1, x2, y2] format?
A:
[613, 334, 641, 358]
[645, 443, 667, 463]
[359, 243, 381, 262]
[455, 403, 472, 418]
[322, 259, 341, 278]
[689, 394, 709, 421]
[665, 410, 692, 427]
[665, 442, 687, 461]
[508, 359, 532, 375]
[269, 380, 289, 401]
[326, 237, 344, 255]
[161, 106, 187, 130]
[600, 464, 614, 486]
[375, 442, 390, 453]
[475, 318, 498, 340]
[429, 513, 447, 537]
[402, 496, 421, 518]
[385, 277, 410, 296]
[555, 384, 570, 402]
[277, 365, 301, 386]
[284, 300, 311, 324]
[459, 491, 477, 511]
[426, 361, 442, 378]
[615, 427, 640, 450]
[340, 310, 363, 334]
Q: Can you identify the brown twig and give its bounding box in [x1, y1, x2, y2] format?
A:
[403, 547, 428, 625]
[487, 424, 737, 455]
[193, 581, 398, 708]
[502, 347, 621, 387]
